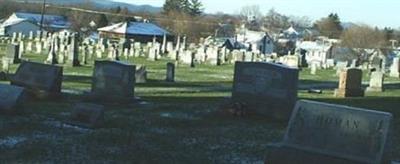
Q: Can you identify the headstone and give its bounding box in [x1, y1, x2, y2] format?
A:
[166, 62, 175, 82]
[6, 44, 21, 64]
[266, 100, 393, 164]
[232, 62, 299, 120]
[11, 61, 63, 94]
[310, 62, 318, 75]
[336, 61, 348, 76]
[389, 57, 400, 78]
[67, 103, 105, 129]
[90, 61, 135, 102]
[135, 66, 147, 83]
[68, 33, 80, 66]
[0, 84, 25, 114]
[371, 56, 383, 72]
[366, 71, 384, 92]
[334, 68, 364, 97]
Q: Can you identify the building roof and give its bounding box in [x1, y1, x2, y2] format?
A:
[297, 41, 332, 51]
[9, 12, 70, 29]
[98, 22, 170, 36]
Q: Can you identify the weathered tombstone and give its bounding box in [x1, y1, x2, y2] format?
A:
[265, 100, 393, 164]
[310, 62, 318, 75]
[366, 71, 384, 92]
[89, 61, 135, 102]
[11, 61, 63, 96]
[232, 62, 299, 120]
[166, 62, 175, 82]
[334, 68, 364, 97]
[135, 65, 147, 83]
[6, 44, 21, 64]
[67, 103, 105, 129]
[336, 61, 348, 76]
[0, 84, 25, 114]
[389, 57, 400, 78]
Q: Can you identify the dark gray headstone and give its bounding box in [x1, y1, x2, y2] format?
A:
[6, 44, 20, 64]
[166, 62, 175, 82]
[11, 61, 63, 93]
[135, 65, 147, 83]
[68, 103, 104, 128]
[0, 84, 25, 114]
[91, 60, 135, 101]
[232, 62, 299, 120]
[266, 100, 393, 164]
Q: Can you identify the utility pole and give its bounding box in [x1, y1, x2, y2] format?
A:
[39, 0, 46, 40]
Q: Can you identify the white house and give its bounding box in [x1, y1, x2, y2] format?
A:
[234, 28, 274, 54]
[297, 40, 333, 68]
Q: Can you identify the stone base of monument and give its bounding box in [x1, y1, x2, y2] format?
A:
[22, 88, 62, 100]
[65, 103, 104, 129]
[334, 88, 364, 98]
[265, 143, 365, 164]
[365, 87, 384, 92]
[83, 92, 139, 104]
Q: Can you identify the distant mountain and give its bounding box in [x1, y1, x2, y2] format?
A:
[341, 22, 357, 30]
[12, 0, 162, 13]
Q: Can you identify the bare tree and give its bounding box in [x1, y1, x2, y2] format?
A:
[340, 24, 386, 49]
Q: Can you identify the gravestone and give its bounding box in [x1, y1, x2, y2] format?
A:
[67, 103, 104, 129]
[266, 100, 392, 164]
[166, 62, 175, 82]
[310, 62, 318, 75]
[6, 44, 21, 64]
[334, 68, 364, 98]
[366, 71, 384, 92]
[232, 62, 299, 120]
[11, 61, 63, 94]
[371, 56, 383, 72]
[0, 84, 25, 114]
[68, 33, 80, 66]
[135, 65, 147, 83]
[389, 57, 400, 78]
[336, 61, 348, 76]
[90, 61, 135, 102]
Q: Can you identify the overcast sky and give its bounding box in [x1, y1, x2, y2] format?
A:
[114, 0, 400, 28]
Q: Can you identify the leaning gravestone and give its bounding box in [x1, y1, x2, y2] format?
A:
[366, 71, 384, 92]
[67, 103, 105, 129]
[11, 61, 63, 95]
[0, 84, 25, 114]
[90, 60, 136, 102]
[334, 68, 364, 98]
[265, 100, 393, 164]
[232, 62, 299, 120]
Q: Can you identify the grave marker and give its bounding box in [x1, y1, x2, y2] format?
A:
[232, 62, 299, 120]
[90, 60, 135, 102]
[68, 103, 104, 129]
[0, 84, 25, 114]
[334, 68, 364, 97]
[11, 61, 63, 94]
[266, 100, 393, 164]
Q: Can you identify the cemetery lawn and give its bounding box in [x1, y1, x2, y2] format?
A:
[0, 53, 399, 163]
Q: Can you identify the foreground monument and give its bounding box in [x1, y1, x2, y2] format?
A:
[265, 100, 393, 164]
[232, 62, 299, 120]
[88, 60, 136, 102]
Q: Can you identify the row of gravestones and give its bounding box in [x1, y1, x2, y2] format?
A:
[231, 61, 394, 163]
[0, 60, 176, 128]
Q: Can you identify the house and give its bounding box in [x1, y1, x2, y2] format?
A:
[297, 41, 333, 67]
[0, 12, 70, 36]
[228, 28, 274, 54]
[280, 26, 300, 41]
[98, 21, 173, 43]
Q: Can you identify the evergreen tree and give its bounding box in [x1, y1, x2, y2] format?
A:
[96, 14, 109, 28]
[188, 0, 203, 16]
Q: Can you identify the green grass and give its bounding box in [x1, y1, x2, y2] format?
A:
[0, 51, 399, 163]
